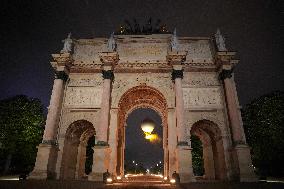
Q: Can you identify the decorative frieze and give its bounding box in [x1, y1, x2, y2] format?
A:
[64, 87, 102, 107]
[183, 87, 222, 109]
[68, 79, 102, 87]
[183, 73, 220, 87]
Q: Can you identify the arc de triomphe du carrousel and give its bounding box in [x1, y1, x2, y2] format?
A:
[29, 28, 257, 183]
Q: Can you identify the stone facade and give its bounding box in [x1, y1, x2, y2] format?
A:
[29, 34, 256, 182]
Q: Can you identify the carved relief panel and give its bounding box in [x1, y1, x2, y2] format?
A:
[183, 87, 222, 109]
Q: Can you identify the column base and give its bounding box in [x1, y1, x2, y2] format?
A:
[88, 145, 111, 181]
[28, 143, 59, 180]
[234, 144, 258, 182]
[176, 144, 196, 183]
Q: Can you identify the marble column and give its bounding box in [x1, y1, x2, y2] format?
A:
[97, 69, 114, 144]
[172, 69, 187, 144]
[29, 71, 68, 179]
[219, 68, 257, 182]
[43, 71, 68, 144]
[219, 69, 245, 144]
[108, 109, 118, 176]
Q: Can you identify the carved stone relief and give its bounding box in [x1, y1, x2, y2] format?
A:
[68, 79, 102, 87]
[111, 73, 174, 108]
[183, 72, 220, 87]
[183, 87, 223, 109]
[64, 87, 102, 107]
[179, 40, 213, 62]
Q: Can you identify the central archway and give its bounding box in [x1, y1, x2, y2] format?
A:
[117, 84, 168, 177]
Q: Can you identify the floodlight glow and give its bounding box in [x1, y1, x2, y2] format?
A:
[116, 176, 121, 180]
[106, 178, 113, 183]
[141, 124, 154, 133]
[164, 176, 167, 180]
[141, 119, 155, 133]
[170, 179, 176, 184]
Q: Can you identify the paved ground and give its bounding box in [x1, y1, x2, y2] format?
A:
[0, 175, 284, 189]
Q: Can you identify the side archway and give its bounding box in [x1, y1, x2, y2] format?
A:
[190, 120, 227, 181]
[60, 120, 96, 180]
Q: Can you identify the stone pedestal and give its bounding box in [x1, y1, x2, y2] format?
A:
[234, 144, 258, 182]
[88, 146, 111, 181]
[29, 144, 59, 179]
[176, 145, 195, 183]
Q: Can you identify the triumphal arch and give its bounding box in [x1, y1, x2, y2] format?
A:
[30, 30, 256, 182]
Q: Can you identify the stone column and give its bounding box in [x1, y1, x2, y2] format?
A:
[97, 69, 114, 144]
[42, 71, 68, 144]
[29, 53, 71, 180]
[218, 52, 257, 182]
[167, 108, 177, 178]
[88, 52, 119, 181]
[219, 69, 245, 144]
[167, 51, 195, 183]
[108, 109, 118, 176]
[172, 69, 187, 143]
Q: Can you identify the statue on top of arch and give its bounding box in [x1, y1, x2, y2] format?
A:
[170, 28, 179, 51]
[215, 28, 227, 51]
[61, 32, 73, 53]
[107, 32, 117, 52]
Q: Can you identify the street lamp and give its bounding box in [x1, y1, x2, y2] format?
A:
[135, 163, 138, 174]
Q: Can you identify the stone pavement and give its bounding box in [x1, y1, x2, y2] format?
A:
[0, 175, 283, 189]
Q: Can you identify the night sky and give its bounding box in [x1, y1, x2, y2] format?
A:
[0, 1, 283, 167]
[125, 108, 163, 169]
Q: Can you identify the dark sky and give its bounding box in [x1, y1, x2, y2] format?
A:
[0, 0, 283, 167]
[125, 108, 163, 169]
[0, 0, 283, 107]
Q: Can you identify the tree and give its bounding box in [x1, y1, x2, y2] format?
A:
[191, 135, 204, 176]
[0, 95, 44, 174]
[242, 91, 284, 177]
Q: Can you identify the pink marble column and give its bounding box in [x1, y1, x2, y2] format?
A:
[42, 71, 67, 144]
[172, 69, 187, 144]
[220, 69, 245, 144]
[97, 70, 113, 144]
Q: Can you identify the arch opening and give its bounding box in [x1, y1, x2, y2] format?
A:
[190, 120, 226, 181]
[60, 120, 96, 180]
[116, 85, 168, 177]
[124, 108, 164, 175]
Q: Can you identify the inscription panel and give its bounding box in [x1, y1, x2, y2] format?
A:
[117, 42, 168, 62]
[183, 87, 222, 109]
[183, 72, 220, 87]
[64, 87, 102, 107]
[180, 40, 213, 62]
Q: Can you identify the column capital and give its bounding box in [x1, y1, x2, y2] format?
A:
[99, 52, 119, 66]
[215, 51, 239, 67]
[55, 71, 68, 81]
[102, 70, 114, 80]
[51, 53, 72, 71]
[167, 51, 187, 65]
[172, 69, 183, 80]
[219, 69, 233, 80]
